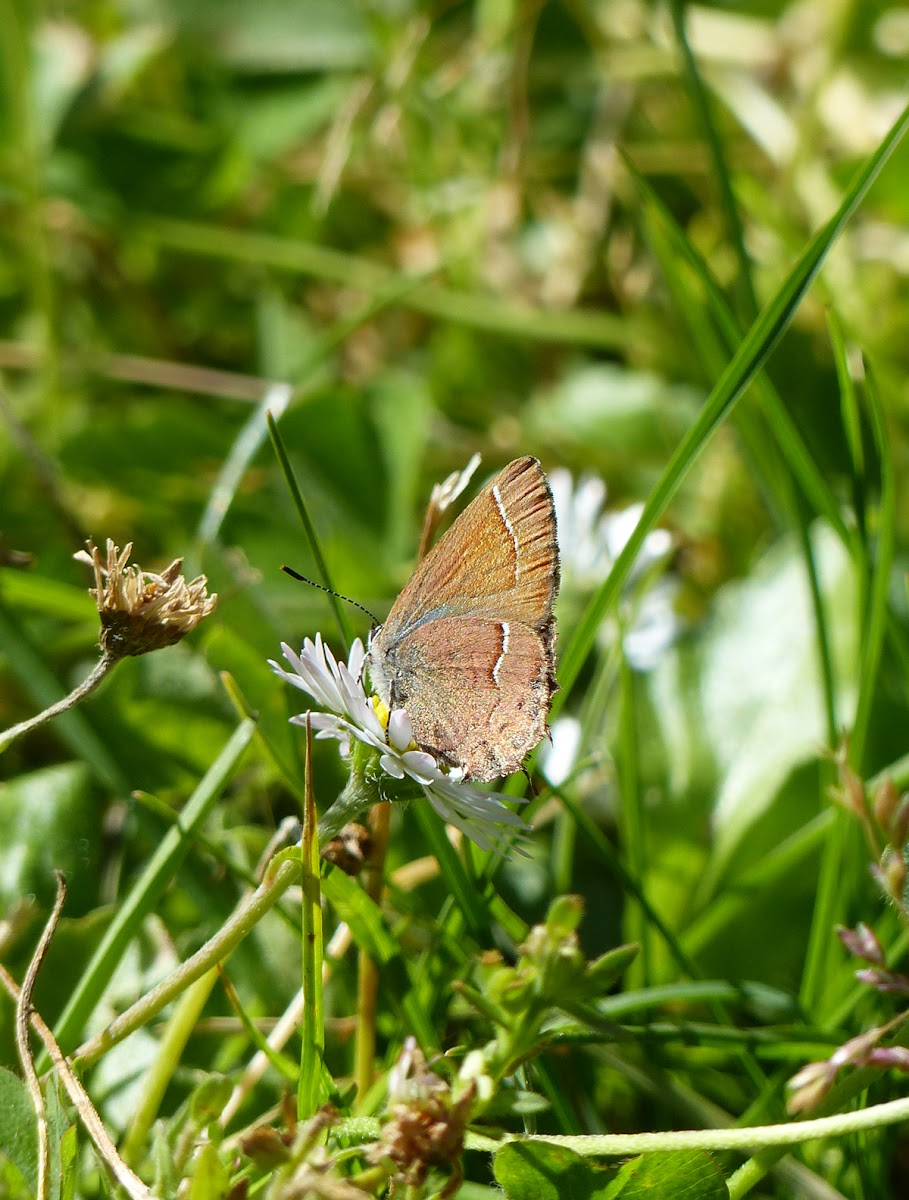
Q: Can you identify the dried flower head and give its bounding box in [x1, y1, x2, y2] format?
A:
[369, 1038, 473, 1192]
[75, 539, 217, 658]
[321, 823, 372, 875]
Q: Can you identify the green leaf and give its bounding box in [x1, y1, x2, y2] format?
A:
[58, 1125, 77, 1200]
[0, 762, 101, 914]
[494, 1141, 617, 1200]
[44, 1080, 73, 1200]
[0, 1157, 33, 1200]
[586, 943, 639, 992]
[187, 1140, 230, 1200]
[0, 1068, 38, 1196]
[322, 867, 436, 1051]
[602, 1151, 728, 1199]
[654, 524, 857, 893]
[0, 1073, 73, 1200]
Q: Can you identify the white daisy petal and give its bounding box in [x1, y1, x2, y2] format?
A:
[380, 753, 405, 779]
[347, 637, 367, 680]
[400, 750, 442, 785]
[387, 708, 415, 751]
[551, 470, 679, 672]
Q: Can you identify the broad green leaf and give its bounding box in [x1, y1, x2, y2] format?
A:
[0, 762, 101, 914]
[0, 1072, 74, 1200]
[0, 1068, 38, 1196]
[0, 1157, 33, 1200]
[602, 1150, 728, 1199]
[494, 1141, 616, 1200]
[652, 523, 857, 889]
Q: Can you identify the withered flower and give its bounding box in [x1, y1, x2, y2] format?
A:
[75, 539, 217, 658]
[321, 823, 372, 875]
[1, 538, 217, 752]
[369, 1038, 473, 1195]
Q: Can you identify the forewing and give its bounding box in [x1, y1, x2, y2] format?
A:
[382, 457, 559, 639]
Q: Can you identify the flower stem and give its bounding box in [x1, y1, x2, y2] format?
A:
[355, 801, 390, 1102]
[318, 742, 380, 844]
[0, 650, 119, 752]
[74, 856, 301, 1068]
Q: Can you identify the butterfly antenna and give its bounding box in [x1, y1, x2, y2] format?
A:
[281, 565, 380, 625]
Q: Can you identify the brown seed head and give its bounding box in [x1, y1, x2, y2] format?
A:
[369, 1039, 472, 1187]
[75, 538, 217, 657]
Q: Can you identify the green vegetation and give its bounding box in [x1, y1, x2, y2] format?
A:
[3, 1, 909, 1196]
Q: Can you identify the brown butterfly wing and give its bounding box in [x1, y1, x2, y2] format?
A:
[381, 457, 559, 638]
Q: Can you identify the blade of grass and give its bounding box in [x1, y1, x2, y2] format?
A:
[140, 217, 637, 351]
[831, 312, 868, 545]
[267, 411, 353, 651]
[848, 358, 896, 765]
[645, 210, 793, 533]
[413, 804, 493, 940]
[120, 970, 220, 1166]
[193, 381, 294, 562]
[669, 0, 757, 320]
[299, 716, 326, 1119]
[219, 966, 298, 1082]
[321, 867, 436, 1051]
[624, 155, 850, 548]
[558, 100, 909, 705]
[801, 355, 896, 1017]
[616, 645, 650, 988]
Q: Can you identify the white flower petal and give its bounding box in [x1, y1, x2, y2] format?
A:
[400, 750, 442, 785]
[387, 707, 415, 751]
[347, 637, 367, 681]
[380, 753, 405, 778]
[539, 716, 582, 787]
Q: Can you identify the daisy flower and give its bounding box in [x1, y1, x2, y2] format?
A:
[548, 468, 678, 671]
[270, 635, 528, 854]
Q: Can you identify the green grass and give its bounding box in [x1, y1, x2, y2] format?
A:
[3, 2, 909, 1197]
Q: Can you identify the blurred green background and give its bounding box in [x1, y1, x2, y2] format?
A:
[3, 0, 909, 1193]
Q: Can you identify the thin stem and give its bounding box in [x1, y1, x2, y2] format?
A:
[0, 959, 152, 1200]
[318, 753, 378, 844]
[15, 872, 68, 1200]
[120, 970, 219, 1167]
[0, 650, 119, 752]
[75, 856, 301, 1068]
[299, 717, 326, 1119]
[487, 1093, 909, 1154]
[355, 802, 390, 1103]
